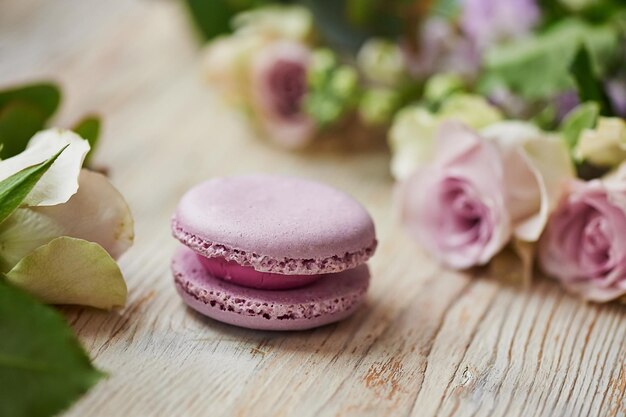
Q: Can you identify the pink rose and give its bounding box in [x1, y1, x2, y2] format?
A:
[400, 121, 574, 270]
[400, 122, 511, 268]
[250, 40, 316, 149]
[539, 175, 626, 302]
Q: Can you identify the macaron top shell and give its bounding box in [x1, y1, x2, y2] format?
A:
[172, 175, 376, 275]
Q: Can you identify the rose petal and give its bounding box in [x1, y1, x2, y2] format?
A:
[30, 169, 134, 259]
[435, 123, 507, 203]
[435, 121, 487, 167]
[401, 122, 511, 269]
[0, 208, 63, 272]
[516, 134, 575, 240]
[539, 179, 626, 302]
[0, 129, 89, 206]
[559, 275, 626, 303]
[0, 170, 133, 272]
[5, 237, 127, 310]
[482, 121, 574, 241]
[388, 95, 501, 180]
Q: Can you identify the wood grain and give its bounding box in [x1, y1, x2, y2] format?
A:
[1, 1, 625, 416]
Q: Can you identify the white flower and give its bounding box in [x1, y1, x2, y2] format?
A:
[201, 34, 265, 104]
[0, 129, 133, 309]
[575, 117, 626, 167]
[356, 38, 407, 86]
[232, 5, 313, 41]
[0, 129, 89, 206]
[481, 121, 575, 241]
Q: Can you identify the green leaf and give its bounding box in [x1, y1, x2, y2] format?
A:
[0, 279, 104, 417]
[561, 102, 600, 150]
[569, 47, 614, 115]
[0, 83, 61, 121]
[183, 0, 277, 41]
[481, 19, 620, 99]
[305, 56, 360, 126]
[431, 0, 461, 19]
[184, 0, 234, 40]
[537, 0, 569, 23]
[0, 102, 47, 159]
[303, 0, 402, 52]
[72, 116, 100, 165]
[0, 146, 66, 226]
[6, 237, 127, 310]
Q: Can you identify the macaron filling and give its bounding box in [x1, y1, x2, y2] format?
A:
[197, 255, 321, 290]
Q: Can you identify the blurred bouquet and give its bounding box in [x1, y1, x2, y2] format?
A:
[199, 6, 360, 148]
[188, 0, 626, 302]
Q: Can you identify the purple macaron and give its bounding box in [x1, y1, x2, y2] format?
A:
[171, 174, 377, 331]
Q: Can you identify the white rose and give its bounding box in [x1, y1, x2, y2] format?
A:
[575, 117, 626, 167]
[0, 129, 134, 309]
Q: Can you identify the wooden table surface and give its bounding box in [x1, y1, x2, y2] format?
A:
[2, 1, 625, 416]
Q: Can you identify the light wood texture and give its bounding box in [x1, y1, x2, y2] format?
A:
[1, 1, 625, 416]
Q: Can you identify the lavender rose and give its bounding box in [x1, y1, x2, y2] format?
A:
[250, 39, 316, 148]
[400, 121, 573, 270]
[460, 0, 540, 50]
[400, 122, 511, 268]
[539, 173, 626, 302]
[405, 17, 480, 81]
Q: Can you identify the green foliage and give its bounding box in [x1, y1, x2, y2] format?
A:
[0, 83, 61, 120]
[0, 83, 61, 159]
[0, 103, 47, 160]
[0, 279, 104, 417]
[301, 0, 405, 52]
[183, 0, 459, 49]
[561, 102, 600, 150]
[0, 147, 65, 226]
[430, 0, 460, 19]
[569, 46, 614, 115]
[345, 0, 405, 34]
[72, 116, 101, 165]
[304, 49, 360, 126]
[358, 87, 401, 125]
[481, 19, 620, 100]
[0, 82, 100, 163]
[539, 0, 626, 26]
[184, 0, 237, 40]
[183, 0, 281, 40]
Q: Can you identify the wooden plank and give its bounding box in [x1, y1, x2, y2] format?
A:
[0, 1, 625, 416]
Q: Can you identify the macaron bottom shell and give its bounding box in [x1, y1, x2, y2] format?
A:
[172, 246, 370, 331]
